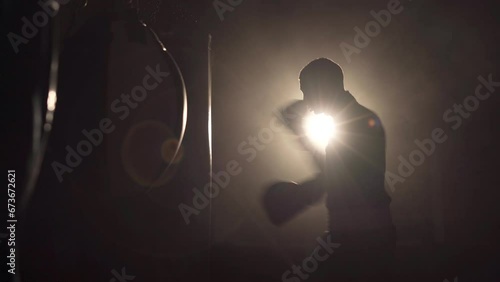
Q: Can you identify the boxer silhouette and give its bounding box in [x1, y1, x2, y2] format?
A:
[263, 58, 396, 281]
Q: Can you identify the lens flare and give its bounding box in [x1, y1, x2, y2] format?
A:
[303, 113, 336, 151]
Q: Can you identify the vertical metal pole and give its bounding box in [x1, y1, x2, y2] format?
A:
[207, 33, 213, 282]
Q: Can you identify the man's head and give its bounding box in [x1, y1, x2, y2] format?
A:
[299, 58, 345, 112]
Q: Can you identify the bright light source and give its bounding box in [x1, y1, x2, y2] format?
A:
[47, 90, 57, 112]
[303, 112, 336, 151]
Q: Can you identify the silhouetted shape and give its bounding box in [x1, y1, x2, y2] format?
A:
[263, 58, 396, 281]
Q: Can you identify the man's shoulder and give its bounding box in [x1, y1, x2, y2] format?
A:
[350, 103, 384, 133]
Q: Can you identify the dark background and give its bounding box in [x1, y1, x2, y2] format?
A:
[2, 0, 500, 281]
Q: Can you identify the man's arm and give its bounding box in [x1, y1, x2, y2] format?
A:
[263, 177, 326, 225]
[278, 100, 328, 170]
[277, 99, 308, 135]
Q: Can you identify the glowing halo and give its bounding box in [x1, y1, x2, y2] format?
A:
[303, 112, 337, 151]
[121, 120, 183, 188]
